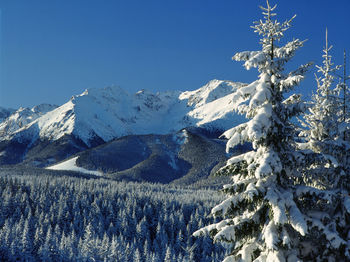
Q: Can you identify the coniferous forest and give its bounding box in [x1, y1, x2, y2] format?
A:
[0, 173, 226, 261]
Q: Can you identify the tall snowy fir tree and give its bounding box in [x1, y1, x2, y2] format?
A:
[298, 30, 350, 260]
[300, 30, 340, 144]
[338, 50, 350, 140]
[336, 50, 350, 186]
[299, 29, 345, 188]
[195, 1, 349, 261]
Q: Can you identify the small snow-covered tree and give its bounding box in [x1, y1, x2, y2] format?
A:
[21, 219, 33, 259]
[164, 245, 173, 262]
[80, 222, 96, 259]
[194, 1, 348, 261]
[301, 29, 340, 149]
[133, 248, 142, 262]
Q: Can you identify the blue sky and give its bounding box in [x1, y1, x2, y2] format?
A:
[0, 0, 349, 108]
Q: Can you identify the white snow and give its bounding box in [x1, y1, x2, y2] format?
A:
[288, 204, 307, 236]
[0, 104, 58, 139]
[185, 91, 245, 129]
[180, 79, 245, 107]
[0, 80, 246, 146]
[46, 156, 103, 176]
[266, 189, 288, 225]
[263, 220, 278, 250]
[232, 51, 266, 70]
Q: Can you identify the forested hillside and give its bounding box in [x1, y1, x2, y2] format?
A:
[0, 173, 226, 261]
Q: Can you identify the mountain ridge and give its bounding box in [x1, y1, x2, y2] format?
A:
[0, 79, 245, 168]
[0, 79, 245, 144]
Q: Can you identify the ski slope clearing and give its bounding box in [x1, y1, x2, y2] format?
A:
[46, 156, 103, 176]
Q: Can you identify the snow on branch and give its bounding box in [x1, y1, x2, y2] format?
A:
[274, 39, 304, 59]
[287, 201, 307, 236]
[263, 220, 279, 250]
[250, 75, 272, 107]
[211, 186, 259, 217]
[265, 188, 288, 225]
[289, 62, 313, 78]
[232, 51, 266, 70]
[280, 75, 304, 89]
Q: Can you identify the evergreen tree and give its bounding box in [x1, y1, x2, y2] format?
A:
[299, 32, 350, 259]
[301, 30, 340, 146]
[336, 50, 350, 189]
[58, 232, 71, 261]
[143, 238, 151, 259]
[164, 246, 173, 262]
[299, 29, 344, 189]
[81, 222, 96, 259]
[338, 50, 350, 140]
[108, 235, 120, 261]
[151, 252, 162, 262]
[98, 232, 110, 260]
[134, 248, 143, 262]
[45, 226, 59, 261]
[194, 1, 344, 261]
[21, 219, 33, 259]
[1, 219, 12, 250]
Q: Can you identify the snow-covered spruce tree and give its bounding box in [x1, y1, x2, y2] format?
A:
[335, 50, 350, 188]
[299, 29, 344, 189]
[194, 1, 348, 261]
[297, 30, 350, 261]
[338, 50, 350, 140]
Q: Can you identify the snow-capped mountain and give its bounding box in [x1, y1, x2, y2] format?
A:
[180, 79, 242, 107]
[1, 80, 245, 145]
[0, 104, 58, 137]
[0, 80, 245, 166]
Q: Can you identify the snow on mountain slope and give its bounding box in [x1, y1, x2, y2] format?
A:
[179, 80, 246, 130]
[186, 91, 246, 129]
[0, 107, 16, 123]
[0, 104, 58, 137]
[28, 86, 185, 146]
[47, 156, 103, 176]
[0, 80, 246, 146]
[180, 79, 245, 107]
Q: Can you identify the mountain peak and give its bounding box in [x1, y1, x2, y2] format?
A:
[0, 104, 59, 138]
[180, 79, 246, 107]
[0, 79, 246, 152]
[81, 85, 129, 97]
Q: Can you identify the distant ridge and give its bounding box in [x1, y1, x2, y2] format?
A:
[0, 80, 246, 168]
